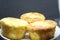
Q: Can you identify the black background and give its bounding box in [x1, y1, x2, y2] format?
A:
[0, 0, 59, 19]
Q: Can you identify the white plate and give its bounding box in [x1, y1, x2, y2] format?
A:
[50, 26, 60, 40]
[0, 26, 60, 40]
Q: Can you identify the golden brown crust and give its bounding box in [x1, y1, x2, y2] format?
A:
[28, 28, 55, 40]
[0, 17, 28, 39]
[45, 20, 57, 28]
[20, 12, 45, 23]
[27, 20, 57, 40]
[28, 20, 57, 30]
[0, 17, 28, 27]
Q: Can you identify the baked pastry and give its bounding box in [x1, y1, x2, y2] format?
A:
[0, 20, 1, 28]
[0, 17, 28, 40]
[20, 12, 45, 23]
[27, 20, 57, 40]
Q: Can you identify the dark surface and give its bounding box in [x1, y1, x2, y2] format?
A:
[0, 0, 59, 19]
[55, 19, 60, 27]
[0, 36, 6, 40]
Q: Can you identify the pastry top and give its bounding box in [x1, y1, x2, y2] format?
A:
[27, 20, 57, 30]
[20, 12, 45, 23]
[0, 17, 28, 28]
[45, 20, 57, 28]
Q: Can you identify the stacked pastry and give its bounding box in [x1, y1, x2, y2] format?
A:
[20, 12, 45, 23]
[0, 17, 28, 40]
[0, 12, 57, 40]
[20, 12, 57, 40]
[27, 20, 57, 40]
